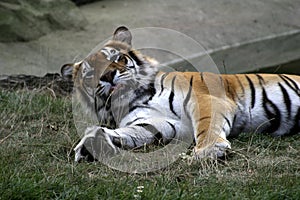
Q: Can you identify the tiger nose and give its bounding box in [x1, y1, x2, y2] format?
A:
[100, 70, 117, 84]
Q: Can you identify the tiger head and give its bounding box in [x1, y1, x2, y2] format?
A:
[61, 26, 159, 125]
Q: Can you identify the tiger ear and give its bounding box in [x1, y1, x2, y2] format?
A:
[113, 26, 132, 46]
[61, 63, 73, 80]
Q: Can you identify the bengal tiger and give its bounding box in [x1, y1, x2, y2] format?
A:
[61, 26, 300, 162]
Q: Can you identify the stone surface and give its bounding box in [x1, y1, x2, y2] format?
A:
[0, 0, 299, 75]
[0, 0, 86, 42]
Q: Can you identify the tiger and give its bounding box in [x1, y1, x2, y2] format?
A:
[61, 26, 300, 162]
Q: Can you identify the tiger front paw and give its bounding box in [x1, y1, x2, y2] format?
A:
[193, 138, 231, 159]
[74, 126, 119, 162]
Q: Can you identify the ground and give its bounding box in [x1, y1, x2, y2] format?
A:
[0, 90, 299, 199]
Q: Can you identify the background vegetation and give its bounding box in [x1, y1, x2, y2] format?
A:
[0, 90, 299, 199]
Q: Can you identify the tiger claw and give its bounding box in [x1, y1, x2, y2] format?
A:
[74, 126, 118, 162]
[193, 139, 231, 159]
[74, 126, 100, 162]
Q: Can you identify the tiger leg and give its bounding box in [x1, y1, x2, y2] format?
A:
[74, 119, 178, 161]
[74, 126, 117, 162]
[190, 95, 236, 159]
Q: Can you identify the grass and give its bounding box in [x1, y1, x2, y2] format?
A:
[0, 90, 299, 199]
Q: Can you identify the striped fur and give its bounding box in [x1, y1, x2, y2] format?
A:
[61, 27, 300, 161]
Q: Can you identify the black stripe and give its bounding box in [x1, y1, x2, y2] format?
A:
[125, 117, 145, 126]
[135, 123, 160, 134]
[225, 76, 242, 102]
[94, 96, 101, 114]
[197, 130, 205, 137]
[112, 131, 123, 148]
[135, 123, 162, 144]
[94, 94, 111, 112]
[118, 72, 128, 78]
[233, 83, 243, 102]
[245, 75, 256, 108]
[199, 116, 211, 121]
[222, 127, 227, 133]
[128, 51, 143, 66]
[221, 113, 232, 129]
[278, 83, 292, 117]
[167, 121, 177, 138]
[159, 73, 168, 96]
[281, 75, 299, 90]
[145, 83, 156, 104]
[256, 74, 265, 86]
[232, 114, 237, 127]
[95, 84, 104, 95]
[225, 79, 236, 100]
[279, 75, 300, 96]
[262, 88, 281, 133]
[129, 105, 151, 112]
[129, 135, 138, 148]
[183, 76, 194, 117]
[169, 75, 178, 116]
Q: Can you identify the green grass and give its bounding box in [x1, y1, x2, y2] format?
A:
[0, 90, 299, 199]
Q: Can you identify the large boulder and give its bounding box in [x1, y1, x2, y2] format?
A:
[0, 0, 87, 42]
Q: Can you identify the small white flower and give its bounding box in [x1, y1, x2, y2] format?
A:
[134, 186, 144, 199]
[136, 185, 144, 193]
[137, 186, 144, 189]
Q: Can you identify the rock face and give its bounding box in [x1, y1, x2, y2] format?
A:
[0, 0, 87, 42]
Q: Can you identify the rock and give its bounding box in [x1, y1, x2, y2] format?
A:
[0, 0, 87, 42]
